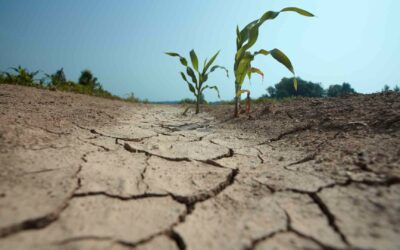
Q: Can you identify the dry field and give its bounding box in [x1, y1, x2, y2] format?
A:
[1, 84, 399, 250]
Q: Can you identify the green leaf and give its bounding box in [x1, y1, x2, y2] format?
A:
[242, 23, 261, 51]
[190, 49, 199, 72]
[186, 67, 197, 84]
[180, 58, 188, 66]
[237, 21, 264, 59]
[236, 25, 242, 49]
[281, 7, 314, 17]
[165, 52, 180, 57]
[249, 67, 264, 81]
[238, 7, 313, 52]
[187, 82, 197, 96]
[210, 65, 229, 78]
[203, 51, 220, 74]
[202, 73, 208, 83]
[165, 52, 188, 67]
[293, 77, 298, 91]
[247, 70, 252, 81]
[239, 19, 258, 45]
[254, 49, 269, 56]
[235, 52, 253, 86]
[270, 49, 295, 74]
[180, 72, 197, 96]
[201, 85, 220, 98]
[236, 89, 250, 97]
[259, 10, 280, 23]
[180, 72, 189, 83]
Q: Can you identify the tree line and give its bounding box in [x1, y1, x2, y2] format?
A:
[262, 77, 399, 99]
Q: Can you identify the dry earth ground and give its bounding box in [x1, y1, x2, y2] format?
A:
[0, 84, 399, 250]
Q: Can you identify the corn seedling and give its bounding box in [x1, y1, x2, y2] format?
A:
[233, 7, 314, 117]
[166, 50, 228, 114]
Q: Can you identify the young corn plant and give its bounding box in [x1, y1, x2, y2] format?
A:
[234, 7, 314, 117]
[166, 50, 228, 114]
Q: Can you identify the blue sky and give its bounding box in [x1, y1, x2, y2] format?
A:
[1, 0, 399, 101]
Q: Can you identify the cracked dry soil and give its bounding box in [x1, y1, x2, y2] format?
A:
[1, 84, 399, 250]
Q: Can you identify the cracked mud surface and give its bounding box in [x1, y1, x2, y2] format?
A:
[1, 84, 399, 250]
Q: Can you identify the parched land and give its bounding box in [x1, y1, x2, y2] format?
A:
[0, 84, 399, 250]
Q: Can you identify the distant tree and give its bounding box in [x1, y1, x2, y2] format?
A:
[394, 85, 400, 93]
[382, 84, 391, 92]
[55, 68, 66, 82]
[327, 82, 356, 97]
[46, 68, 67, 86]
[327, 85, 342, 97]
[266, 86, 277, 98]
[266, 77, 324, 98]
[341, 82, 355, 94]
[78, 70, 100, 89]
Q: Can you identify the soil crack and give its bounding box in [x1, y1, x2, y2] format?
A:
[309, 193, 349, 246]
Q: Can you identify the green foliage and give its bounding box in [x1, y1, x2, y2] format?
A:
[0, 72, 5, 83]
[382, 84, 391, 92]
[179, 98, 196, 104]
[233, 7, 314, 116]
[327, 83, 356, 97]
[78, 69, 100, 90]
[122, 92, 150, 103]
[166, 49, 228, 113]
[46, 68, 67, 86]
[125, 92, 140, 103]
[179, 93, 207, 105]
[2, 65, 153, 104]
[4, 66, 40, 86]
[265, 77, 324, 98]
[51, 81, 114, 98]
[1, 65, 122, 100]
[381, 84, 400, 93]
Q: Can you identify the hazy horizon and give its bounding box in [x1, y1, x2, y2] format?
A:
[1, 0, 399, 101]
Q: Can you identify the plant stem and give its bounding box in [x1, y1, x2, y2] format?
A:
[234, 82, 240, 117]
[196, 93, 200, 114]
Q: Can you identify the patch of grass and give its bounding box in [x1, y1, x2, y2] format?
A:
[1, 66, 148, 103]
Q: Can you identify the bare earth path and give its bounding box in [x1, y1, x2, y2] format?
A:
[0, 84, 399, 250]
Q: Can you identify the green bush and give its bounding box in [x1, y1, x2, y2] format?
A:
[265, 77, 325, 98]
[4, 66, 40, 86]
[179, 98, 196, 104]
[327, 83, 356, 97]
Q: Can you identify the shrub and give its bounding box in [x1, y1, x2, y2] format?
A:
[266, 77, 324, 98]
[327, 83, 356, 97]
[4, 66, 40, 86]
